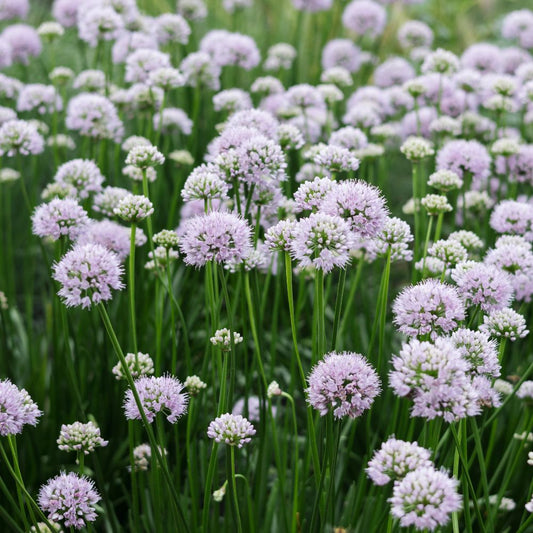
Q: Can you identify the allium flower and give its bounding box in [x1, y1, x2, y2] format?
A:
[0, 119, 44, 156]
[149, 68, 186, 91]
[307, 351, 380, 418]
[124, 375, 188, 424]
[17, 84, 62, 115]
[73, 70, 106, 93]
[321, 66, 353, 87]
[264, 43, 297, 70]
[330, 126, 368, 151]
[125, 49, 171, 84]
[428, 239, 468, 268]
[517, 381, 533, 400]
[290, 213, 353, 273]
[179, 211, 252, 267]
[125, 144, 165, 169]
[312, 143, 360, 172]
[398, 21, 434, 50]
[421, 48, 460, 75]
[201, 30, 260, 70]
[267, 381, 283, 398]
[448, 231, 483, 253]
[225, 109, 279, 139]
[57, 421, 108, 454]
[53, 159, 104, 199]
[490, 200, 533, 241]
[52, 243, 124, 309]
[452, 262, 513, 312]
[400, 136, 435, 161]
[93, 186, 129, 217]
[436, 139, 491, 186]
[66, 93, 123, 142]
[207, 413, 256, 447]
[277, 124, 305, 150]
[389, 467, 461, 531]
[451, 328, 500, 377]
[155, 13, 191, 45]
[393, 280, 465, 339]
[366, 437, 433, 486]
[0, 379, 41, 436]
[180, 51, 221, 90]
[427, 169, 463, 192]
[114, 194, 154, 223]
[210, 328, 244, 349]
[291, 0, 332, 12]
[480, 308, 529, 341]
[321, 39, 362, 73]
[265, 219, 297, 252]
[182, 165, 229, 203]
[1, 24, 41, 64]
[77, 6, 123, 47]
[213, 88, 252, 114]
[232, 396, 261, 422]
[122, 165, 157, 183]
[366, 217, 414, 262]
[153, 229, 180, 249]
[32, 198, 89, 241]
[126, 84, 164, 112]
[421, 194, 452, 215]
[342, 0, 387, 39]
[38, 472, 100, 529]
[184, 375, 207, 395]
[112, 352, 154, 380]
[321, 180, 388, 237]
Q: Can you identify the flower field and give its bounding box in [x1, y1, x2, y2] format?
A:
[1, 0, 533, 531]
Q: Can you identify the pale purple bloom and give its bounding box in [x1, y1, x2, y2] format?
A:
[312, 144, 360, 172]
[498, 145, 533, 185]
[153, 108, 192, 135]
[114, 194, 154, 223]
[291, 0, 332, 11]
[1, 24, 41, 64]
[393, 280, 465, 339]
[32, 198, 89, 241]
[0, 119, 44, 156]
[77, 6, 124, 47]
[155, 13, 190, 45]
[124, 375, 188, 424]
[53, 159, 104, 199]
[517, 381, 533, 400]
[0, 37, 12, 68]
[329, 126, 368, 151]
[265, 219, 297, 252]
[213, 89, 252, 114]
[180, 51, 221, 90]
[342, 0, 387, 39]
[451, 328, 500, 377]
[293, 176, 335, 212]
[73, 70, 106, 93]
[490, 200, 533, 241]
[53, 243, 124, 308]
[307, 351, 381, 418]
[225, 109, 279, 139]
[321, 39, 362, 73]
[200, 30, 260, 70]
[207, 413, 255, 447]
[0, 73, 21, 100]
[397, 20, 433, 50]
[389, 467, 461, 531]
[76, 220, 146, 260]
[112, 31, 158, 64]
[52, 0, 82, 27]
[461, 43, 503, 73]
[38, 472, 100, 529]
[93, 186, 129, 217]
[320, 180, 388, 237]
[401, 106, 437, 138]
[290, 213, 353, 273]
[125, 49, 171, 84]
[57, 421, 108, 454]
[0, 379, 41, 436]
[264, 43, 297, 71]
[366, 217, 414, 262]
[374, 57, 416, 87]
[66, 93, 123, 142]
[0, 0, 29, 20]
[480, 308, 529, 341]
[232, 396, 261, 422]
[182, 165, 229, 203]
[179, 211, 252, 267]
[366, 437, 433, 485]
[502, 10, 533, 49]
[17, 84, 62, 115]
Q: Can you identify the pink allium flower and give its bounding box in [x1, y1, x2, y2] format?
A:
[312, 144, 360, 172]
[450, 328, 500, 377]
[306, 351, 381, 418]
[155, 13, 191, 45]
[53, 159, 105, 199]
[32, 198, 89, 241]
[0, 379, 42, 436]
[265, 219, 297, 252]
[436, 139, 491, 186]
[291, 0, 332, 12]
[93, 186, 130, 217]
[290, 213, 353, 273]
[461, 43, 503, 73]
[77, 6, 124, 47]
[180, 51, 221, 90]
[397, 20, 433, 50]
[38, 472, 100, 529]
[366, 437, 433, 485]
[0, 0, 29, 20]
[322, 39, 362, 73]
[0, 119, 44, 156]
[342, 0, 387, 39]
[16, 84, 62, 115]
[52, 0, 83, 27]
[125, 48, 171, 84]
[52, 243, 124, 308]
[1, 24, 41, 64]
[389, 467, 462, 531]
[207, 413, 256, 447]
[57, 421, 108, 454]
[480, 307, 529, 341]
[392, 280, 466, 339]
[124, 375, 188, 424]
[179, 211, 252, 267]
[293, 176, 335, 213]
[490, 200, 533, 241]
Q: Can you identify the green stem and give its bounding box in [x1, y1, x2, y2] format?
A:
[228, 447, 243, 533]
[129, 223, 138, 354]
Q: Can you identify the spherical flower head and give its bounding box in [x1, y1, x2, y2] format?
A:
[131, 443, 162, 472]
[180, 51, 221, 90]
[123, 165, 157, 183]
[53, 159, 105, 199]
[393, 280, 465, 339]
[38, 472, 100, 529]
[421, 194, 453, 216]
[179, 211, 252, 268]
[210, 328, 243, 350]
[480, 308, 529, 341]
[312, 143, 360, 172]
[207, 413, 256, 447]
[421, 48, 460, 75]
[366, 216, 414, 262]
[321, 66, 353, 87]
[184, 375, 207, 396]
[16, 83, 62, 115]
[398, 20, 434, 50]
[52, 243, 124, 309]
[124, 375, 188, 424]
[182, 165, 229, 202]
[114, 194, 154, 223]
[32, 198, 89, 242]
[452, 262, 514, 312]
[428, 239, 468, 268]
[490, 200, 533, 241]
[0, 119, 44, 157]
[93, 187, 129, 217]
[153, 229, 180, 250]
[57, 421, 108, 455]
[450, 328, 500, 377]
[125, 144, 165, 169]
[427, 169, 463, 193]
[491, 137, 520, 157]
[277, 124, 305, 151]
[0, 379, 42, 436]
[1, 24, 41, 64]
[77, 6, 124, 47]
[448, 231, 483, 253]
[293, 176, 335, 213]
[112, 352, 154, 380]
[400, 136, 435, 161]
[265, 219, 297, 252]
[517, 381, 533, 400]
[436, 140, 491, 185]
[389, 467, 462, 531]
[290, 213, 353, 273]
[306, 351, 381, 419]
[342, 0, 387, 39]
[366, 437, 433, 486]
